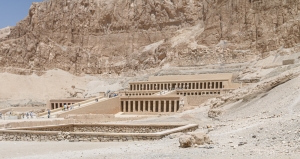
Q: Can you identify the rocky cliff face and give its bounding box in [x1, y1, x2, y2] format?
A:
[0, 0, 300, 75]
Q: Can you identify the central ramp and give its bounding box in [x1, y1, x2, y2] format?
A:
[57, 97, 120, 118]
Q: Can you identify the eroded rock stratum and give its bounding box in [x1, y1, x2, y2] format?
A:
[1, 0, 300, 75]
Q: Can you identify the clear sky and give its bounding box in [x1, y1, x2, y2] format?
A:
[0, 0, 43, 28]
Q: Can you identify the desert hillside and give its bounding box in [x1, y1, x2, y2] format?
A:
[1, 0, 299, 75]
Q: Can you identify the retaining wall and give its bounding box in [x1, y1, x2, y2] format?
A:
[0, 124, 198, 142]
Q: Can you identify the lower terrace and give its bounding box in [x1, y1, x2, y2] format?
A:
[0, 123, 198, 142]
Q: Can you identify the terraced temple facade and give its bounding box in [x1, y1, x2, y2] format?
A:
[47, 74, 240, 115]
[120, 73, 240, 113]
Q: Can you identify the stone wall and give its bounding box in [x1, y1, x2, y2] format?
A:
[0, 124, 198, 142]
[0, 130, 61, 142]
[19, 124, 179, 133]
[73, 125, 178, 133]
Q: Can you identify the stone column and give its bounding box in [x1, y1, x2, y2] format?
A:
[133, 101, 136, 112]
[138, 100, 141, 112]
[123, 101, 126, 112]
[158, 100, 161, 112]
[174, 100, 178, 112]
[169, 100, 172, 112]
[128, 100, 131, 112]
[153, 100, 156, 112]
[164, 100, 167, 112]
[143, 100, 146, 112]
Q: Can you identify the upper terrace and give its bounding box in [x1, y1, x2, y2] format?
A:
[128, 73, 240, 91]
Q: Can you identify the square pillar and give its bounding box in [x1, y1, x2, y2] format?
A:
[123, 101, 126, 112]
[133, 101, 136, 112]
[143, 100, 146, 112]
[169, 100, 172, 112]
[153, 100, 156, 112]
[138, 101, 141, 112]
[128, 100, 131, 112]
[158, 100, 161, 112]
[174, 100, 178, 112]
[164, 100, 166, 112]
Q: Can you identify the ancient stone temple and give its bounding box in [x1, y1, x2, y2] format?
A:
[119, 73, 240, 113]
[47, 74, 240, 115]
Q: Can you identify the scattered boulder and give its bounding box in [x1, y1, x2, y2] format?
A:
[179, 135, 193, 148]
[179, 132, 212, 148]
[190, 132, 211, 145]
[208, 109, 222, 118]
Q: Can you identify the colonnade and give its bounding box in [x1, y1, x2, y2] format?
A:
[176, 91, 221, 96]
[125, 92, 156, 96]
[130, 81, 224, 91]
[120, 100, 180, 113]
[51, 102, 75, 109]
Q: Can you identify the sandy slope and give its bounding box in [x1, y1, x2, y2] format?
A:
[0, 69, 125, 107]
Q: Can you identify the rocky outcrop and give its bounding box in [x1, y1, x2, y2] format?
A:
[0, 0, 300, 75]
[179, 132, 212, 148]
[0, 27, 10, 39]
[179, 135, 193, 148]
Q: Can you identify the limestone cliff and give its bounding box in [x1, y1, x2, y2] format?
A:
[0, 0, 300, 75]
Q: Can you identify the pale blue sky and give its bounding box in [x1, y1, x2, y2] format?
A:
[0, 0, 42, 28]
